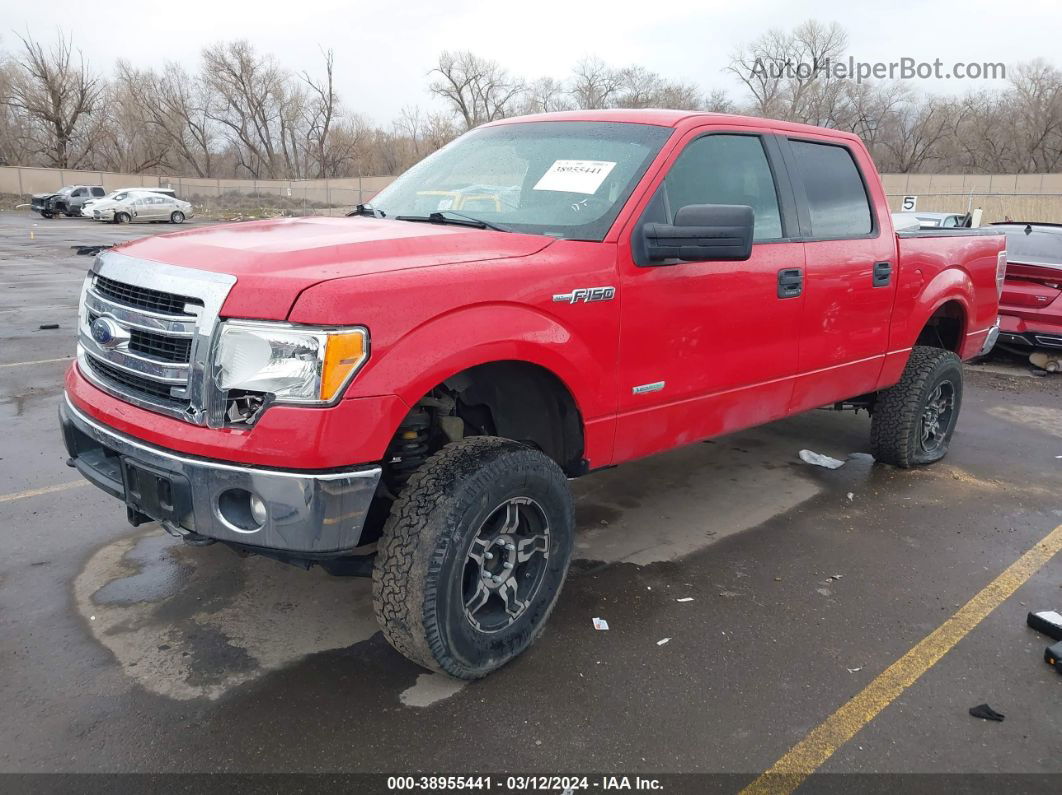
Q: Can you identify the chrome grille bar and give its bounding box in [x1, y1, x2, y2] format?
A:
[77, 251, 236, 427]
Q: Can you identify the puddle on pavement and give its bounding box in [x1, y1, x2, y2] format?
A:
[570, 426, 826, 565]
[74, 531, 380, 700]
[400, 672, 466, 707]
[74, 417, 861, 702]
[987, 404, 1062, 440]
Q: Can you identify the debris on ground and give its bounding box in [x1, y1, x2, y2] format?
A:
[825, 574, 844, 582]
[38, 323, 59, 330]
[657, 638, 671, 646]
[71, 244, 116, 256]
[799, 449, 846, 469]
[1027, 610, 1062, 641]
[847, 666, 863, 673]
[1030, 351, 1061, 373]
[816, 587, 832, 597]
[969, 704, 1005, 722]
[592, 617, 609, 631]
[846, 492, 855, 502]
[1046, 641, 1062, 674]
[676, 597, 694, 603]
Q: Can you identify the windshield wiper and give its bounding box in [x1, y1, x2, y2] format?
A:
[347, 203, 385, 218]
[395, 210, 510, 233]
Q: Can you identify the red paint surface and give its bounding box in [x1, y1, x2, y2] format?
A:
[78, 110, 1003, 471]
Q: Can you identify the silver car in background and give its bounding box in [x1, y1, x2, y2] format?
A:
[94, 192, 193, 224]
[81, 187, 178, 218]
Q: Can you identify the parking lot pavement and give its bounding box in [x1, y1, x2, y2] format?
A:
[1, 208, 1060, 780]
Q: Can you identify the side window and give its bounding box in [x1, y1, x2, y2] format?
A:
[71, 188, 85, 197]
[789, 140, 873, 238]
[664, 135, 783, 241]
[92, 187, 105, 197]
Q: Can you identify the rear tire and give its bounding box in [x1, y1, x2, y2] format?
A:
[870, 346, 963, 468]
[373, 436, 574, 679]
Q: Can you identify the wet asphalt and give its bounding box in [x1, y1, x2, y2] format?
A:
[0, 210, 1060, 783]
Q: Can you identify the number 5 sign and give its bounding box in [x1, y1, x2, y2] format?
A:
[901, 195, 918, 211]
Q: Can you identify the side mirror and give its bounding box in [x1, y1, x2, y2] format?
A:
[642, 204, 754, 264]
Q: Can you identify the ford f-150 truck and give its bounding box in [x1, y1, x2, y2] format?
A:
[60, 110, 1005, 678]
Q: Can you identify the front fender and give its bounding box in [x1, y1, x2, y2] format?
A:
[347, 302, 613, 422]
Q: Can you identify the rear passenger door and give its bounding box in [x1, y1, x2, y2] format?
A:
[781, 136, 897, 412]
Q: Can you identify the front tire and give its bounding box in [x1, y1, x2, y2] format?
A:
[170, 211, 185, 224]
[871, 346, 963, 468]
[373, 436, 574, 679]
[115, 212, 131, 224]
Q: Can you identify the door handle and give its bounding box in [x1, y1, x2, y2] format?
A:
[777, 268, 803, 299]
[873, 261, 893, 287]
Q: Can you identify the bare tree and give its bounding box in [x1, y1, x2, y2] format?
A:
[430, 51, 526, 130]
[301, 48, 339, 178]
[201, 40, 306, 178]
[879, 96, 954, 173]
[569, 56, 623, 109]
[726, 20, 847, 123]
[4, 31, 103, 168]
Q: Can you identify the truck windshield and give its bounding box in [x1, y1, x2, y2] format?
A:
[366, 121, 672, 241]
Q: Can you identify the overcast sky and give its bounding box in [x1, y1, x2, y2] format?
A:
[4, 0, 1058, 125]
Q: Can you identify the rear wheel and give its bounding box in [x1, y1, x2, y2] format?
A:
[871, 346, 963, 468]
[373, 436, 574, 679]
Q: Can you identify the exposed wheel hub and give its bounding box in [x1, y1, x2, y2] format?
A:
[462, 497, 550, 633]
[920, 380, 955, 453]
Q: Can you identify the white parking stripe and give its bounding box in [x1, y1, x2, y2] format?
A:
[0, 481, 87, 504]
[0, 356, 74, 368]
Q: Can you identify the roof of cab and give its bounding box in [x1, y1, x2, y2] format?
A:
[485, 108, 864, 145]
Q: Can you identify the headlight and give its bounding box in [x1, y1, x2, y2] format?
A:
[214, 321, 369, 403]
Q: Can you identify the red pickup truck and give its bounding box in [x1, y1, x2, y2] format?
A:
[61, 110, 1004, 678]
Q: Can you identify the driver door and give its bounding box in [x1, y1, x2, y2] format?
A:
[613, 128, 806, 463]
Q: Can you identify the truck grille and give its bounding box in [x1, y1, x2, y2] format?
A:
[77, 255, 234, 426]
[87, 311, 193, 364]
[84, 357, 186, 406]
[94, 274, 202, 316]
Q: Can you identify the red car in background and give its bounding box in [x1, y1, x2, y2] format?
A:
[994, 222, 1062, 357]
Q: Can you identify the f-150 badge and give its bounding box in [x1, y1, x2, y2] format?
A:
[552, 286, 616, 304]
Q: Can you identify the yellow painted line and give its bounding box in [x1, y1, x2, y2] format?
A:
[0, 356, 74, 368]
[0, 480, 87, 504]
[743, 522, 1062, 795]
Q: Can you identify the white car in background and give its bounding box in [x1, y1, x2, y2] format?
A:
[93, 191, 193, 224]
[81, 187, 177, 218]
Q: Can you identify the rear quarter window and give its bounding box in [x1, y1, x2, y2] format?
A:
[790, 140, 873, 238]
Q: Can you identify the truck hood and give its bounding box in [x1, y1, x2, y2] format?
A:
[113, 216, 554, 319]
[32, 191, 60, 200]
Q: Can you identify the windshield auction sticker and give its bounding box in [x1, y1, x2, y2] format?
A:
[533, 160, 616, 194]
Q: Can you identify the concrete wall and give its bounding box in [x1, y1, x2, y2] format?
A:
[0, 166, 397, 209]
[881, 173, 1062, 223]
[3, 165, 1061, 222]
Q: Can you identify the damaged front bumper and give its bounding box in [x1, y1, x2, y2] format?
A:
[60, 395, 382, 555]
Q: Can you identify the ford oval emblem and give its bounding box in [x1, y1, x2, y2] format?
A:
[91, 317, 120, 348]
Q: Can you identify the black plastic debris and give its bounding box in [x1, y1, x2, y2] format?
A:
[1027, 610, 1062, 641]
[969, 704, 1005, 722]
[71, 244, 116, 256]
[1045, 640, 1062, 675]
[38, 323, 59, 330]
